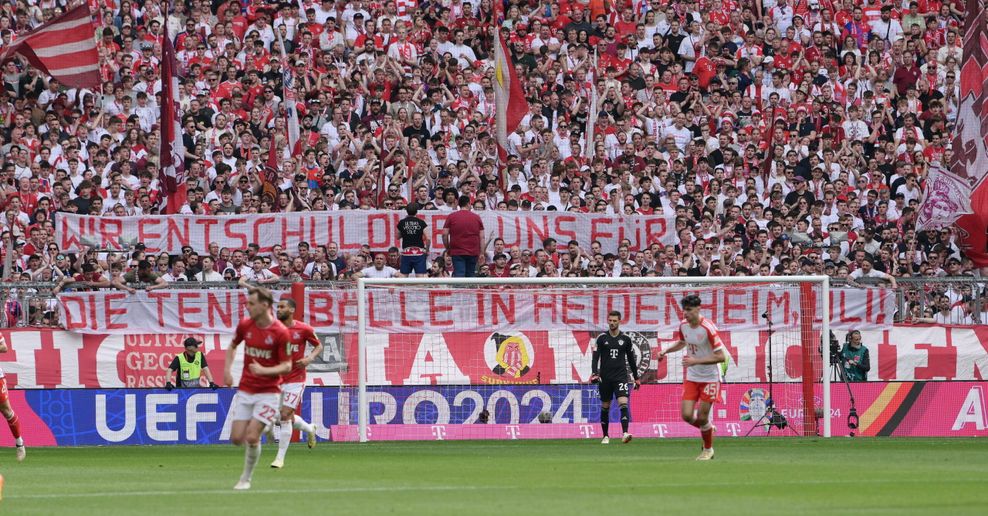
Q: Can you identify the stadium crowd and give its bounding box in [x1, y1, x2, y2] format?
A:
[0, 0, 983, 326]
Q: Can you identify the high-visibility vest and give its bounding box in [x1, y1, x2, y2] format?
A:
[177, 352, 203, 387]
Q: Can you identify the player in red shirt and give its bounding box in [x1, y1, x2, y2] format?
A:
[0, 334, 25, 463]
[224, 287, 292, 490]
[657, 295, 727, 461]
[269, 298, 323, 469]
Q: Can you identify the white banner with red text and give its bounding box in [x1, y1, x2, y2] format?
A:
[54, 210, 677, 255]
[56, 285, 894, 335]
[0, 325, 985, 389]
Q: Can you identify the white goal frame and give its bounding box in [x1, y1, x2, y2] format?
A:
[356, 276, 832, 442]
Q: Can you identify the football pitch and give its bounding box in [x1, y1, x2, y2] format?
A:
[1, 438, 986, 515]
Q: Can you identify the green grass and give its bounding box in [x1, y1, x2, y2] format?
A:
[1, 439, 986, 515]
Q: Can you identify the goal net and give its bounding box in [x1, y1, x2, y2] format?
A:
[345, 277, 830, 442]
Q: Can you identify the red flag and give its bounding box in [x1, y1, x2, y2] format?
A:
[267, 121, 279, 171]
[917, 0, 988, 267]
[493, 25, 528, 159]
[0, 4, 100, 89]
[160, 8, 187, 214]
[760, 107, 780, 181]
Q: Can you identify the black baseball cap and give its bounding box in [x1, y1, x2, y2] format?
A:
[183, 338, 201, 347]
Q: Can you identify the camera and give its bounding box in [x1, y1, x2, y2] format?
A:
[826, 330, 841, 363]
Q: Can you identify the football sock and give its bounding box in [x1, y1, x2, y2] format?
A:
[292, 414, 314, 434]
[700, 423, 713, 450]
[684, 415, 700, 428]
[5, 413, 20, 439]
[276, 421, 293, 461]
[600, 408, 609, 437]
[619, 404, 630, 433]
[241, 443, 261, 482]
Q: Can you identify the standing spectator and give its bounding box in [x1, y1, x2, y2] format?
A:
[397, 203, 429, 277]
[443, 195, 484, 277]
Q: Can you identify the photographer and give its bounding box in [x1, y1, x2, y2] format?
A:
[841, 331, 871, 382]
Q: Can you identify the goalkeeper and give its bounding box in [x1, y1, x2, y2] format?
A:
[590, 310, 640, 444]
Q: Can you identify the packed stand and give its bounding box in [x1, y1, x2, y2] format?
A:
[0, 0, 983, 326]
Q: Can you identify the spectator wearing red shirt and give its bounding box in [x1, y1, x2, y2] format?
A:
[443, 195, 484, 278]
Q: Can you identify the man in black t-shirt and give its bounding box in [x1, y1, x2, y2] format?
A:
[590, 310, 640, 444]
[396, 203, 430, 276]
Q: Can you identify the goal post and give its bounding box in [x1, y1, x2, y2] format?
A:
[355, 276, 831, 442]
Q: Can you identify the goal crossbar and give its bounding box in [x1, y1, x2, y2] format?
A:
[356, 276, 832, 442]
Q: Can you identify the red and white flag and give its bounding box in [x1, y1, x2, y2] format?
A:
[0, 4, 100, 89]
[160, 6, 187, 214]
[917, 0, 988, 267]
[275, 27, 301, 159]
[583, 49, 599, 159]
[493, 24, 528, 158]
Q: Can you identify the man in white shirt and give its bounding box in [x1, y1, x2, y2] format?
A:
[357, 253, 399, 278]
[870, 6, 903, 46]
[241, 257, 279, 284]
[848, 258, 897, 288]
[386, 25, 417, 67]
[664, 113, 692, 152]
[313, 0, 336, 24]
[676, 21, 702, 73]
[447, 29, 477, 68]
[161, 260, 190, 283]
[194, 256, 224, 282]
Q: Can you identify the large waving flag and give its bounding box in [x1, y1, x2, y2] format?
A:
[160, 2, 187, 214]
[0, 4, 100, 89]
[275, 27, 301, 159]
[493, 24, 528, 158]
[917, 0, 988, 267]
[583, 49, 599, 159]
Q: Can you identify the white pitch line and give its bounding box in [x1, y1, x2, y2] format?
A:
[15, 485, 477, 500]
[14, 477, 978, 500]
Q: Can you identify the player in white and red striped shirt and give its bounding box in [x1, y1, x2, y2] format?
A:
[657, 295, 727, 461]
[224, 287, 292, 490]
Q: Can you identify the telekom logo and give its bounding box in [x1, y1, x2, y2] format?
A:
[725, 423, 742, 436]
[506, 425, 521, 439]
[431, 425, 446, 440]
[651, 424, 668, 438]
[579, 424, 595, 438]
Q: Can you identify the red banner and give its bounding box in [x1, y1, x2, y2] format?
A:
[2, 325, 984, 389]
[54, 211, 677, 255]
[56, 286, 895, 335]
